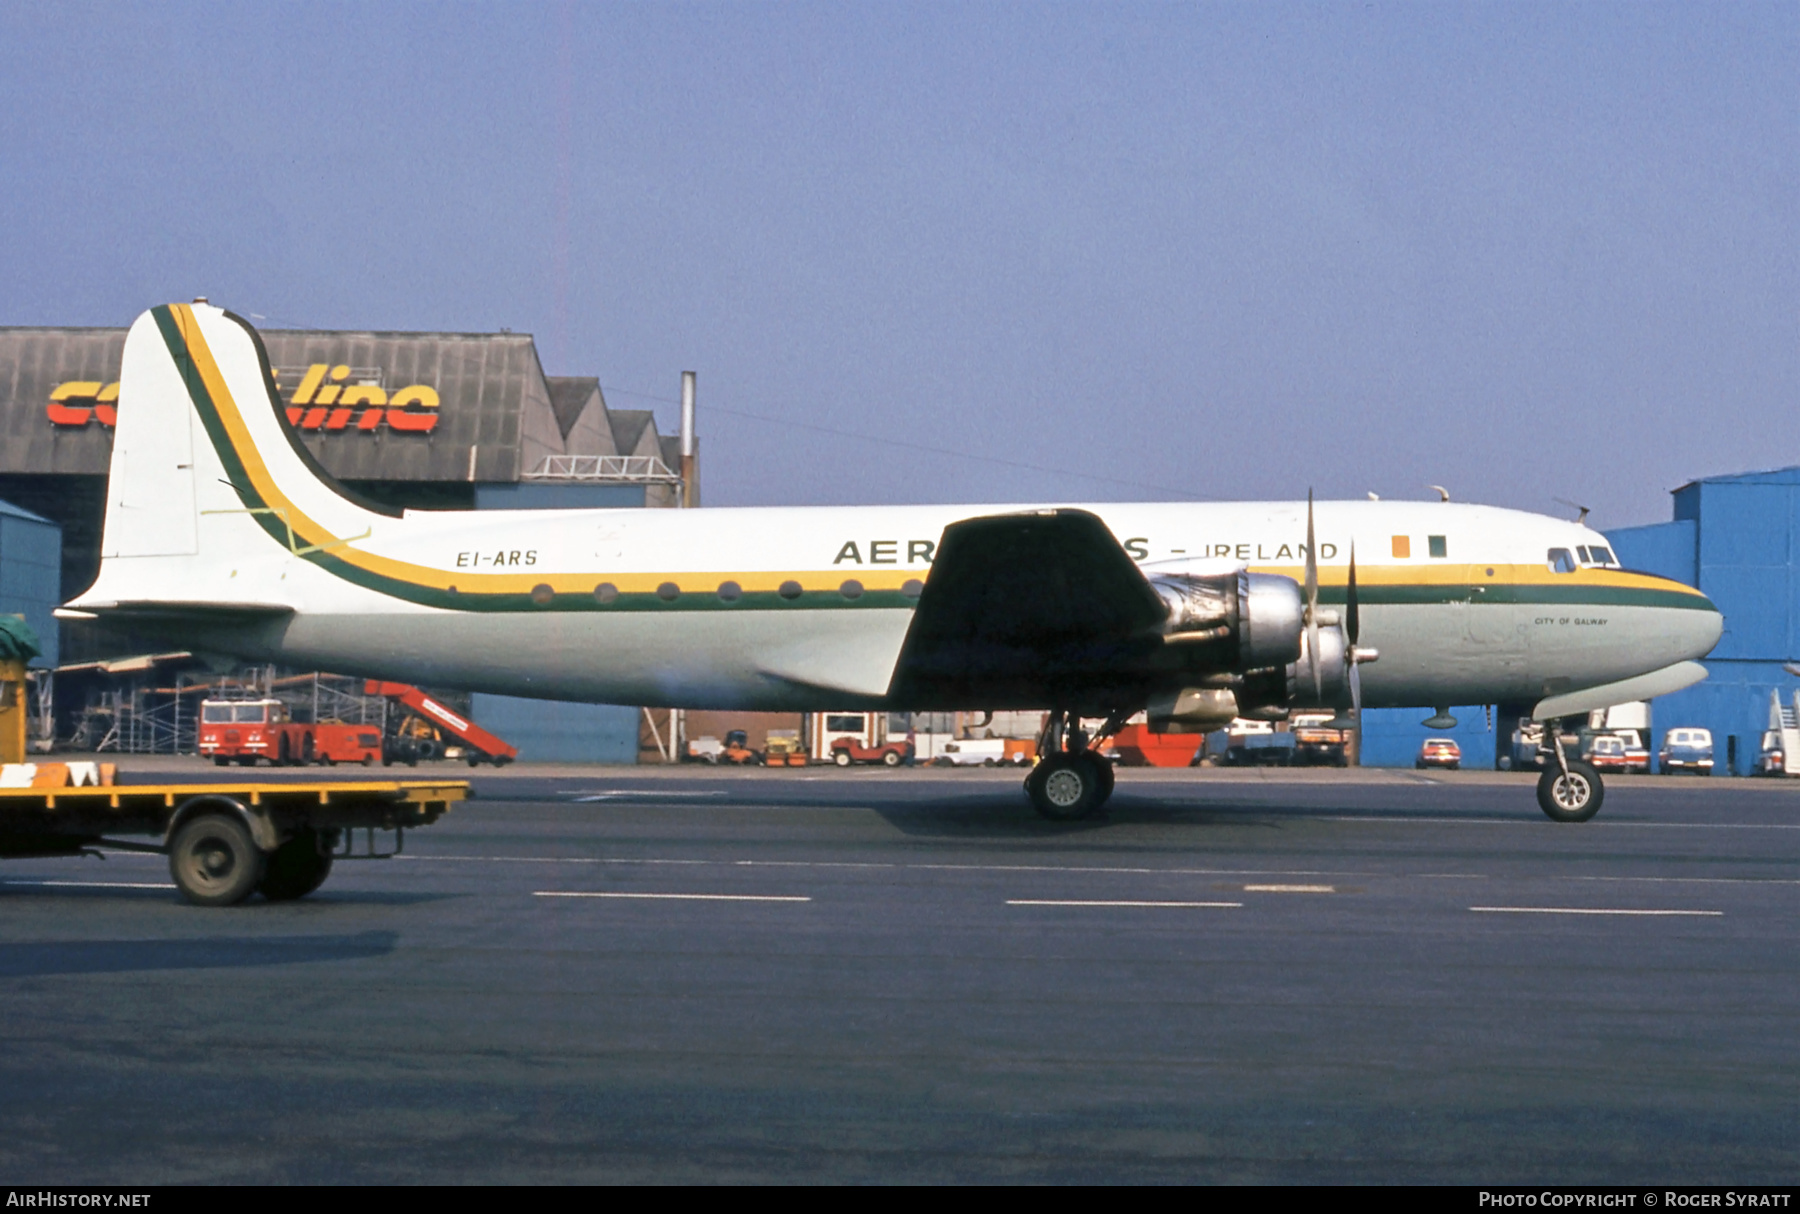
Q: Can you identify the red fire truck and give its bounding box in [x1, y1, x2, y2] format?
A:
[199, 699, 383, 767]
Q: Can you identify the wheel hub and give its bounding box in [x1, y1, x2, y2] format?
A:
[1043, 767, 1086, 808]
[1552, 775, 1591, 809]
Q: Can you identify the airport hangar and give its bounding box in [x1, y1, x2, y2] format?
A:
[0, 321, 696, 761]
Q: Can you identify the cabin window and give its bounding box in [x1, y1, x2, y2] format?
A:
[717, 580, 742, 603]
[902, 579, 924, 599]
[778, 580, 803, 600]
[594, 582, 619, 604]
[1391, 535, 1411, 558]
[1547, 548, 1577, 574]
[1428, 535, 1447, 558]
[839, 579, 864, 600]
[656, 582, 680, 602]
[530, 583, 554, 606]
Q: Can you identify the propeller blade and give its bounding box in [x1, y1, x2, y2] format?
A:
[1345, 540, 1360, 648]
[1305, 490, 1321, 701]
[1349, 654, 1362, 763]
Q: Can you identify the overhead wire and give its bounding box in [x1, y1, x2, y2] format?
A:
[600, 384, 1216, 501]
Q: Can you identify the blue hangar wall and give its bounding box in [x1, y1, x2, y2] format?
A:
[1604, 466, 1800, 776]
[0, 498, 61, 668]
[467, 483, 647, 763]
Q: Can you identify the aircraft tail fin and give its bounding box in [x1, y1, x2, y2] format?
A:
[68, 303, 392, 613]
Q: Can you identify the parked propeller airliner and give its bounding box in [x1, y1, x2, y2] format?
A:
[62, 304, 1722, 820]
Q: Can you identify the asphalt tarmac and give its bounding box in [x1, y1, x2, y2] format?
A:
[1, 761, 1796, 1183]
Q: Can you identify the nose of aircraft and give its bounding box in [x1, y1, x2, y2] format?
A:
[1662, 579, 1723, 662]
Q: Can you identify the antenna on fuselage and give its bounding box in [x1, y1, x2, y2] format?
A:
[1428, 485, 1450, 502]
[1553, 497, 1591, 524]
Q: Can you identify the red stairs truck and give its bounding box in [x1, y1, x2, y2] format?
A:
[365, 682, 518, 767]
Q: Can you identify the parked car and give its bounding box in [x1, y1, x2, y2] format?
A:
[1583, 730, 1650, 775]
[830, 737, 912, 767]
[1416, 738, 1461, 770]
[1659, 728, 1714, 775]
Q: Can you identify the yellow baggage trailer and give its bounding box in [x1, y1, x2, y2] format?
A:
[0, 778, 468, 906]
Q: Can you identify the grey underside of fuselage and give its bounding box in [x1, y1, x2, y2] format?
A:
[170, 598, 1706, 713]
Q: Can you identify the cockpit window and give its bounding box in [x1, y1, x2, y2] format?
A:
[1547, 548, 1577, 574]
[1589, 545, 1615, 566]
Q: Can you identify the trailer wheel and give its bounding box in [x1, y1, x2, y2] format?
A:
[258, 829, 333, 901]
[169, 813, 266, 907]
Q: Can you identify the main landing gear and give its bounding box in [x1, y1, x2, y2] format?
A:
[1025, 711, 1119, 821]
[1535, 716, 1605, 823]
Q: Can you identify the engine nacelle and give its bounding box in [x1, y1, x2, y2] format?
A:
[1150, 571, 1304, 670]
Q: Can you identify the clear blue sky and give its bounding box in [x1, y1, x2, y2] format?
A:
[1, 2, 1793, 527]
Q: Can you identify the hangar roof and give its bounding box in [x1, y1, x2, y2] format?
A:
[0, 325, 675, 485]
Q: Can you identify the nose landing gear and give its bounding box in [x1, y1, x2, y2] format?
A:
[1536, 716, 1605, 822]
[1025, 711, 1121, 821]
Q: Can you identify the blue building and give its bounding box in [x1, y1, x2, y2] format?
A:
[0, 498, 61, 668]
[1605, 466, 1800, 776]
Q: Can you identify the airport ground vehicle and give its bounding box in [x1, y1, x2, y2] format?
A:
[364, 682, 516, 767]
[200, 699, 382, 766]
[1290, 713, 1350, 766]
[1756, 731, 1784, 776]
[1416, 738, 1462, 769]
[0, 769, 466, 905]
[930, 737, 1034, 766]
[1106, 723, 1201, 768]
[1584, 731, 1650, 775]
[830, 737, 912, 766]
[688, 730, 759, 764]
[1659, 728, 1715, 775]
[1219, 720, 1296, 767]
[763, 730, 808, 766]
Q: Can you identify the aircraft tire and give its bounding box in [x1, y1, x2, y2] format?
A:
[1093, 758, 1115, 807]
[1027, 754, 1102, 821]
[258, 829, 333, 901]
[169, 813, 266, 907]
[1537, 761, 1604, 823]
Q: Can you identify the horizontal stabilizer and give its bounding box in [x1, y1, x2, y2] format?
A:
[56, 600, 294, 623]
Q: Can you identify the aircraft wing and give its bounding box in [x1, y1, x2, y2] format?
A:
[886, 509, 1167, 709]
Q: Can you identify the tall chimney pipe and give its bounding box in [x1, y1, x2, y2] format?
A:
[679, 371, 697, 508]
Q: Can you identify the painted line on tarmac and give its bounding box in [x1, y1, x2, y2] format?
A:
[1006, 899, 1243, 909]
[534, 891, 812, 903]
[2, 880, 176, 890]
[1244, 884, 1336, 893]
[1469, 906, 1722, 916]
[1328, 817, 1800, 830]
[570, 790, 729, 802]
[394, 855, 1800, 888]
